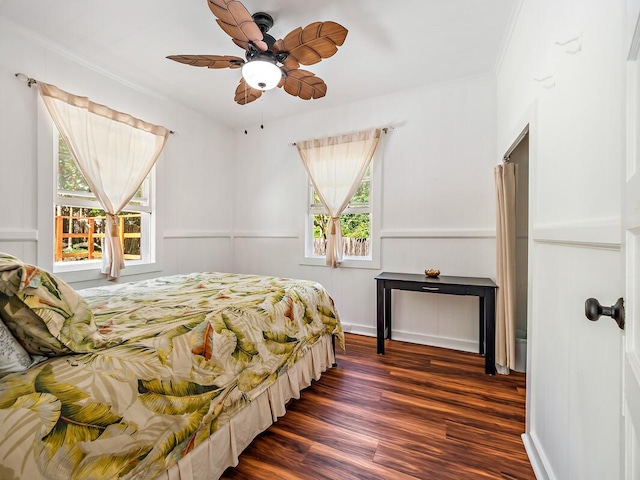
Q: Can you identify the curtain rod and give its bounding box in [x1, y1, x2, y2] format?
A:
[502, 125, 529, 162]
[14, 72, 176, 134]
[289, 125, 397, 147]
[15, 72, 37, 87]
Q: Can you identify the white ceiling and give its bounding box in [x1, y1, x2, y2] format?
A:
[0, 0, 517, 128]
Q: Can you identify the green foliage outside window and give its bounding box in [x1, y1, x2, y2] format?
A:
[312, 175, 370, 239]
[58, 137, 90, 192]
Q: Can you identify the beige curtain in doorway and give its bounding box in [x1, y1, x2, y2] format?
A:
[495, 162, 517, 372]
[39, 82, 170, 280]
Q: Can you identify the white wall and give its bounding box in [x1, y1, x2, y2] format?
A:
[497, 0, 625, 478]
[232, 76, 498, 353]
[0, 16, 498, 353]
[0, 17, 235, 288]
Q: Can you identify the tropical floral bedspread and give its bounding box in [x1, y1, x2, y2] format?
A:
[0, 272, 343, 480]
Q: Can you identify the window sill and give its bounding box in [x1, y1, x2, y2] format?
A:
[54, 261, 162, 284]
[299, 256, 380, 270]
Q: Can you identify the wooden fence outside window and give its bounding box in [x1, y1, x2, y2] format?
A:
[55, 214, 141, 262]
[313, 237, 369, 257]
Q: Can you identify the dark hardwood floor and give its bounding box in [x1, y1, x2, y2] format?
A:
[221, 333, 534, 480]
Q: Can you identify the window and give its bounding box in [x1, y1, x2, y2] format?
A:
[55, 134, 154, 269]
[307, 166, 371, 260]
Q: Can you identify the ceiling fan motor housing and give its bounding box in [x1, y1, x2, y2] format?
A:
[252, 12, 274, 34]
[252, 12, 277, 51]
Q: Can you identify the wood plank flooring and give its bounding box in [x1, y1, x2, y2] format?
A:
[221, 333, 534, 479]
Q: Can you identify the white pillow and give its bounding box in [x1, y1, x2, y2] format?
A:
[0, 317, 35, 375]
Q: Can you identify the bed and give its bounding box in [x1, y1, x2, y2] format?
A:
[0, 253, 343, 480]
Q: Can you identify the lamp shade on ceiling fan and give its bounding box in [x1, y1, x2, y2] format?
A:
[242, 59, 282, 90]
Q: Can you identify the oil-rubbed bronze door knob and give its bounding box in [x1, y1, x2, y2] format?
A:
[585, 297, 625, 330]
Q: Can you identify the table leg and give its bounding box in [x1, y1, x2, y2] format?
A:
[376, 280, 385, 354]
[385, 287, 392, 340]
[478, 297, 485, 355]
[483, 289, 496, 375]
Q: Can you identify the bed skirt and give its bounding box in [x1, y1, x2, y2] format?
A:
[157, 333, 336, 480]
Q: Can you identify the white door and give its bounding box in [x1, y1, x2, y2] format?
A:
[624, 12, 640, 477]
[502, 2, 634, 478]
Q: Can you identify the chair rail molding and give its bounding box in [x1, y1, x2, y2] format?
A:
[233, 232, 300, 239]
[380, 228, 495, 239]
[163, 230, 232, 239]
[0, 229, 38, 242]
[532, 218, 621, 250]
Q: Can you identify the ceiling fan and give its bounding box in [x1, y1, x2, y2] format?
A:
[167, 0, 348, 105]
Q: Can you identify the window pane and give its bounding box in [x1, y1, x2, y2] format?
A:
[128, 180, 149, 206]
[58, 136, 91, 193]
[311, 189, 323, 207]
[311, 212, 370, 257]
[349, 180, 370, 207]
[341, 213, 370, 257]
[313, 213, 330, 238]
[307, 165, 371, 260]
[54, 206, 143, 262]
[341, 213, 370, 238]
[310, 172, 370, 209]
[58, 135, 149, 206]
[54, 132, 154, 270]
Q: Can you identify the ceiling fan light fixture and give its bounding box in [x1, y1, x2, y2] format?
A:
[167, 1, 348, 105]
[242, 57, 282, 91]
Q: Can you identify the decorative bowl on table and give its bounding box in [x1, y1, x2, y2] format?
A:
[425, 269, 440, 278]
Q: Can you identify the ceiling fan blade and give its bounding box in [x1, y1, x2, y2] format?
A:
[167, 55, 245, 69]
[280, 69, 327, 100]
[232, 38, 251, 51]
[278, 21, 348, 66]
[207, 0, 268, 52]
[234, 78, 263, 105]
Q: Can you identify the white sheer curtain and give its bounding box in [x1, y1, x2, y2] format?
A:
[296, 128, 381, 267]
[38, 82, 170, 280]
[495, 162, 517, 373]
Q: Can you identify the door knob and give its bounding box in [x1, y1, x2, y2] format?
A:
[584, 297, 625, 330]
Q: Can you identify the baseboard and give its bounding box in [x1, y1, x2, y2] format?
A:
[391, 330, 478, 353]
[522, 432, 553, 480]
[340, 324, 477, 353]
[342, 324, 376, 337]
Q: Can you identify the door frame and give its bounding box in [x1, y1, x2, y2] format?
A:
[498, 102, 546, 477]
[623, 9, 640, 478]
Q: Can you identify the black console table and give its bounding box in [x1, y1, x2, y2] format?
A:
[375, 272, 497, 375]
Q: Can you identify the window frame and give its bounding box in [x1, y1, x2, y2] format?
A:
[36, 99, 162, 282]
[300, 152, 381, 269]
[54, 134, 155, 271]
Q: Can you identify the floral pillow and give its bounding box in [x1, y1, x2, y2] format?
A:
[0, 253, 108, 356]
[0, 317, 37, 376]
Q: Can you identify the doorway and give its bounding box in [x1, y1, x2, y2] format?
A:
[504, 130, 529, 372]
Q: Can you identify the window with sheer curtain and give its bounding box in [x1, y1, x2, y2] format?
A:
[307, 166, 372, 261]
[55, 133, 154, 270]
[38, 82, 169, 280]
[297, 128, 381, 267]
